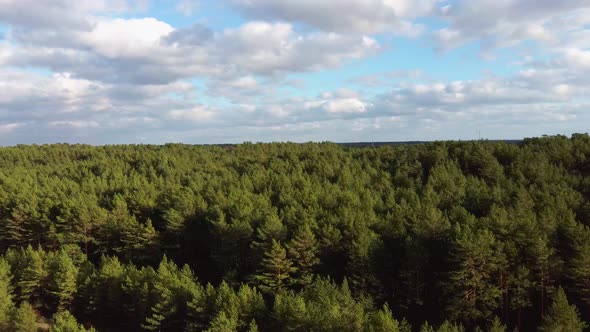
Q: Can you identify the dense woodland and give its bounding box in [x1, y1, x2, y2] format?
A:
[0, 134, 590, 331]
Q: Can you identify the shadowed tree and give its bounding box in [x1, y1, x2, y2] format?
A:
[538, 287, 587, 332]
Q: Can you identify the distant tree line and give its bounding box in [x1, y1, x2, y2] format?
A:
[0, 134, 589, 331]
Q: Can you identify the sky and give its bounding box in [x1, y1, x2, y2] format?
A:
[0, 0, 589, 144]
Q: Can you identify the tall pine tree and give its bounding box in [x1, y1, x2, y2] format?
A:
[254, 240, 296, 294]
[287, 224, 319, 287]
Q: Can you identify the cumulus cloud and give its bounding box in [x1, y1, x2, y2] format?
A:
[433, 0, 590, 52]
[227, 0, 436, 35]
[0, 0, 145, 30]
[214, 22, 380, 75]
[1, 18, 379, 85]
[0, 0, 589, 143]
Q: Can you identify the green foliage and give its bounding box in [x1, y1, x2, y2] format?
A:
[9, 302, 38, 332]
[538, 288, 587, 332]
[436, 321, 465, 332]
[6, 245, 47, 308]
[287, 223, 319, 287]
[254, 240, 296, 294]
[0, 258, 14, 327]
[273, 278, 368, 331]
[0, 136, 586, 330]
[368, 304, 402, 332]
[489, 317, 507, 332]
[50, 310, 95, 332]
[47, 250, 79, 311]
[446, 228, 506, 324]
[207, 311, 238, 332]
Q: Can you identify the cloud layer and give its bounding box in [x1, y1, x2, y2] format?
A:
[0, 0, 588, 144]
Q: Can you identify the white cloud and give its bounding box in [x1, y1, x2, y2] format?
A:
[0, 0, 143, 30]
[176, 0, 199, 16]
[563, 48, 590, 67]
[168, 107, 216, 122]
[214, 22, 380, 75]
[81, 18, 174, 58]
[48, 120, 100, 128]
[323, 98, 367, 114]
[1, 18, 380, 85]
[433, 0, 590, 52]
[0, 0, 589, 143]
[228, 0, 436, 35]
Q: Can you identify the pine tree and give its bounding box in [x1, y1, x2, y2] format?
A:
[0, 209, 30, 250]
[50, 310, 95, 332]
[88, 256, 125, 328]
[436, 321, 465, 332]
[120, 217, 159, 263]
[528, 236, 558, 318]
[15, 246, 47, 307]
[488, 317, 507, 332]
[254, 240, 296, 294]
[207, 311, 238, 332]
[287, 224, 319, 287]
[420, 322, 436, 332]
[368, 304, 401, 332]
[161, 209, 186, 255]
[0, 258, 14, 328]
[142, 266, 175, 332]
[571, 236, 590, 308]
[538, 287, 587, 332]
[234, 284, 265, 330]
[247, 319, 259, 332]
[47, 250, 79, 311]
[252, 214, 287, 255]
[9, 302, 38, 332]
[510, 266, 532, 329]
[446, 229, 506, 324]
[273, 291, 308, 331]
[186, 283, 216, 332]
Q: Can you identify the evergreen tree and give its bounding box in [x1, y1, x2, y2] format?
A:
[254, 240, 296, 294]
[436, 321, 465, 332]
[14, 246, 47, 307]
[252, 214, 287, 254]
[247, 319, 259, 332]
[9, 302, 38, 332]
[446, 229, 506, 324]
[488, 317, 507, 332]
[186, 283, 217, 331]
[50, 310, 95, 332]
[420, 322, 436, 332]
[571, 236, 590, 308]
[0, 209, 30, 250]
[368, 304, 402, 332]
[207, 311, 238, 332]
[47, 250, 79, 311]
[538, 287, 587, 332]
[0, 258, 14, 328]
[510, 266, 532, 329]
[86, 256, 125, 328]
[287, 224, 319, 287]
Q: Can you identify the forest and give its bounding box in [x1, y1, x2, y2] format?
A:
[0, 134, 589, 331]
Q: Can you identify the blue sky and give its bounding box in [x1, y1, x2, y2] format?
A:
[0, 0, 589, 144]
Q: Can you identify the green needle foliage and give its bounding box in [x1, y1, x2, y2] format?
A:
[254, 240, 296, 294]
[538, 287, 587, 332]
[0, 135, 585, 330]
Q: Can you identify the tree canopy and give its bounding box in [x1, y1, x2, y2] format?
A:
[0, 134, 589, 330]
